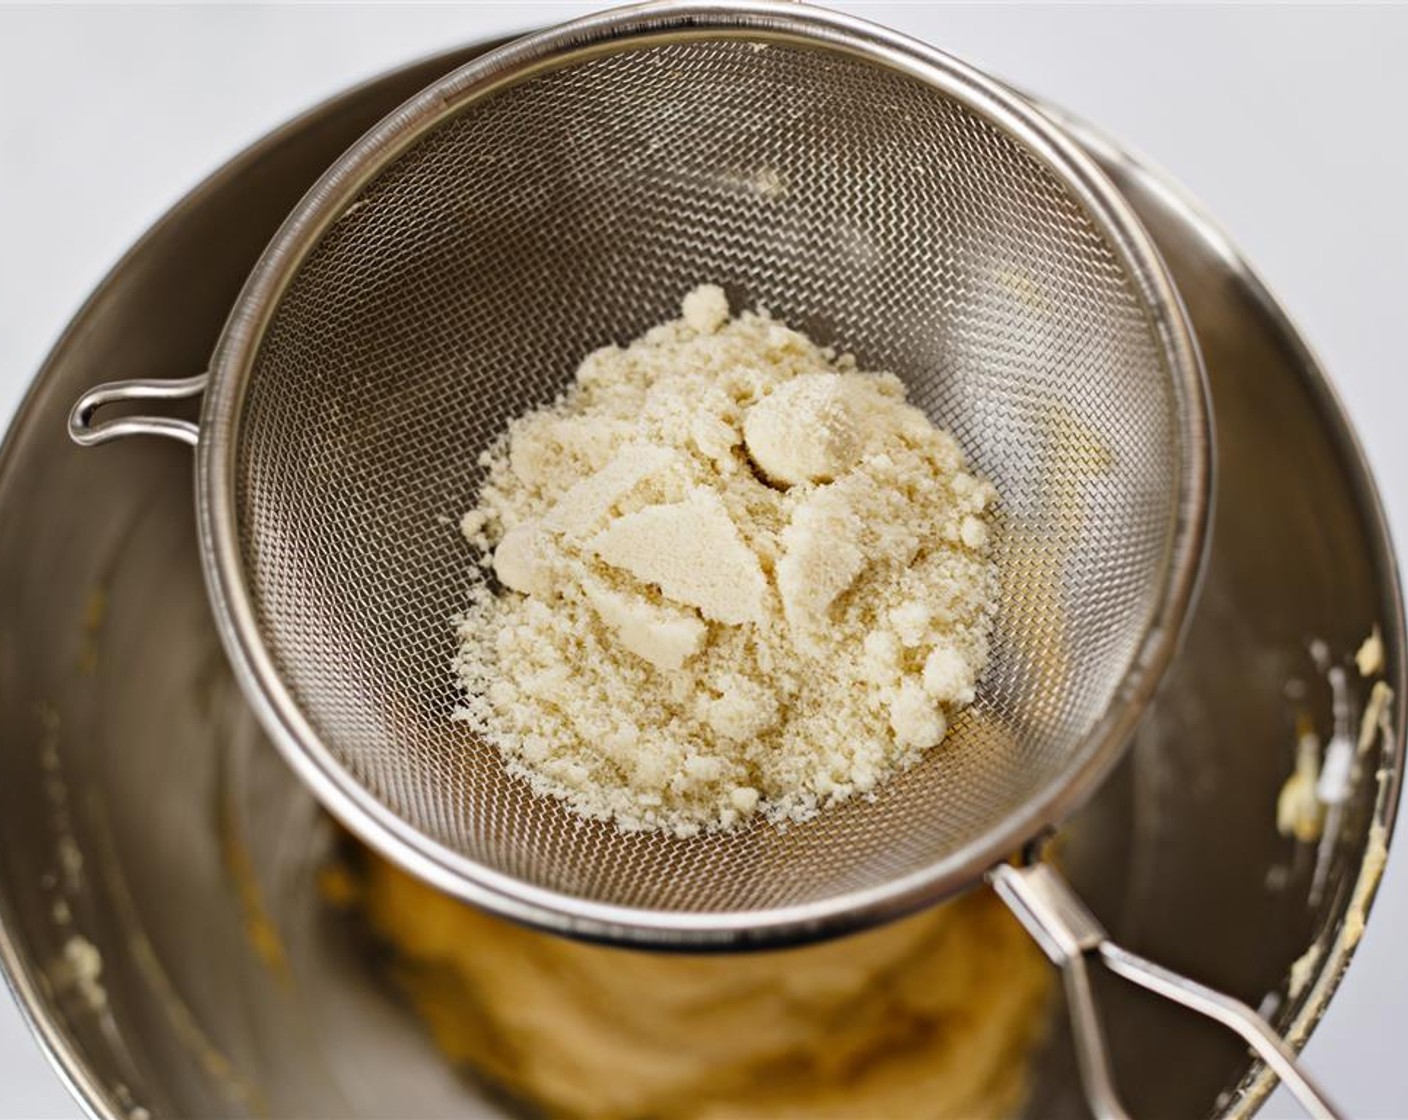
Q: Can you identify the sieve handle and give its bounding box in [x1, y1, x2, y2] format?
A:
[68, 373, 207, 448]
[989, 862, 1341, 1120]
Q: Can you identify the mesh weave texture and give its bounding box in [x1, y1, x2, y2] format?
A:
[235, 38, 1179, 915]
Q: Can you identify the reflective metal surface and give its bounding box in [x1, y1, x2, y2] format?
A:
[67, 373, 207, 448]
[1, 40, 1400, 1120]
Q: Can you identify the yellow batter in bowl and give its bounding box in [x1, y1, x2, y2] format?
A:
[335, 851, 1052, 1119]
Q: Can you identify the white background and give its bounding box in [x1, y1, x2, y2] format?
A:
[1, 4, 1406, 1117]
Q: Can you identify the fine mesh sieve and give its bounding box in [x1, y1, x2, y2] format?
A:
[70, 4, 1341, 1115]
[71, 0, 1209, 941]
[213, 4, 1209, 939]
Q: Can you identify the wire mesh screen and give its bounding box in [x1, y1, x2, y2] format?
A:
[234, 37, 1182, 917]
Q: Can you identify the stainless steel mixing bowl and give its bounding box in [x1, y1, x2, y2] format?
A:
[1, 40, 1401, 1120]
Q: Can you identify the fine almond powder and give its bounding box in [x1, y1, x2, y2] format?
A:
[455, 286, 997, 836]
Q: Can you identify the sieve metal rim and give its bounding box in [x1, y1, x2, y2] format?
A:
[194, 0, 1212, 946]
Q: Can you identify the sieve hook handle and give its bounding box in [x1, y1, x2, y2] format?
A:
[68, 373, 207, 448]
[989, 862, 1341, 1120]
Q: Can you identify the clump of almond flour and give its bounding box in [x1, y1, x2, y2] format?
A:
[455, 285, 997, 836]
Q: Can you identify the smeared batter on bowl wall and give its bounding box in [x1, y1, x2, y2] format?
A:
[329, 849, 1052, 1119]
